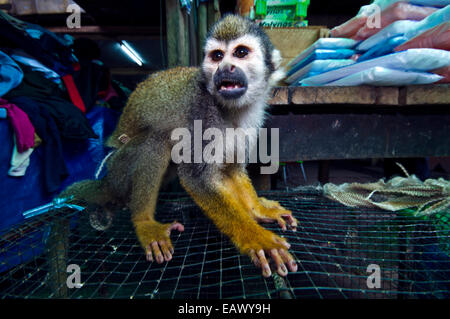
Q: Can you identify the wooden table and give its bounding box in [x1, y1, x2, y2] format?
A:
[253, 84, 450, 186]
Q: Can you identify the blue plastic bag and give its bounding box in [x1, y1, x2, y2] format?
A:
[358, 36, 408, 62]
[287, 49, 356, 77]
[286, 59, 355, 85]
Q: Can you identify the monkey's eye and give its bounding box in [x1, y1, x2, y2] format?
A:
[210, 50, 224, 62]
[233, 46, 249, 59]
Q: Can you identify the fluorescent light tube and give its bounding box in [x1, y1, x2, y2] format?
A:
[120, 41, 143, 66]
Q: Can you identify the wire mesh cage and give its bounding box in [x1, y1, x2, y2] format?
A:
[1, 189, 449, 299]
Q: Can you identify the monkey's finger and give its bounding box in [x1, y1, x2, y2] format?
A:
[279, 249, 298, 273]
[145, 248, 153, 262]
[273, 235, 290, 250]
[158, 240, 173, 261]
[270, 249, 288, 276]
[166, 240, 174, 255]
[248, 249, 260, 267]
[169, 222, 185, 233]
[282, 214, 298, 231]
[276, 217, 287, 231]
[151, 241, 164, 263]
[257, 249, 271, 277]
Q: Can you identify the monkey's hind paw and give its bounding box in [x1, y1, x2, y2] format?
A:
[255, 198, 298, 232]
[134, 221, 184, 263]
[238, 228, 297, 278]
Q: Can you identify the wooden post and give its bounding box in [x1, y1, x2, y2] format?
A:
[166, 0, 189, 67]
[198, 2, 208, 62]
[207, 0, 221, 30]
[47, 219, 69, 298]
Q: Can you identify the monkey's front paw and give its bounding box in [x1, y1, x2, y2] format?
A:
[133, 220, 184, 263]
[237, 228, 297, 278]
[255, 198, 297, 231]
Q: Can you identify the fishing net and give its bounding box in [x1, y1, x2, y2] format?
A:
[1, 189, 449, 299]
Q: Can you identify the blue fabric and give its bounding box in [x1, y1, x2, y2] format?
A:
[0, 51, 23, 97]
[0, 10, 76, 77]
[0, 106, 120, 273]
[358, 36, 408, 62]
[287, 49, 356, 77]
[11, 53, 62, 84]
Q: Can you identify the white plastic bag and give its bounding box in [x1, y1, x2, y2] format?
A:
[286, 38, 358, 68]
[324, 66, 443, 86]
[301, 48, 450, 86]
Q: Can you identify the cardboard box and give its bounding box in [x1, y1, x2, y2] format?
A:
[264, 26, 330, 67]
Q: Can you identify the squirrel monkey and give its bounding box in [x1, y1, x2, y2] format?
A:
[61, 15, 298, 278]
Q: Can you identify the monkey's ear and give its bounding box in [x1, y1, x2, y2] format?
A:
[269, 48, 286, 86]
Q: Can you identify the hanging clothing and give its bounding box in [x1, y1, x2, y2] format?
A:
[8, 96, 69, 193]
[5, 63, 97, 140]
[0, 10, 76, 77]
[0, 98, 35, 152]
[8, 136, 34, 177]
[0, 50, 23, 97]
[7, 49, 62, 84]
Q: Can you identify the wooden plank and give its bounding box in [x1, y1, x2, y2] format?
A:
[403, 84, 450, 105]
[269, 87, 289, 105]
[290, 86, 399, 105]
[266, 112, 450, 161]
[48, 26, 160, 35]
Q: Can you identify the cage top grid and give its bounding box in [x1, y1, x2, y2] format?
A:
[1, 189, 449, 299]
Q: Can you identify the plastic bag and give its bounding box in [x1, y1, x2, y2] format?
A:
[359, 0, 449, 14]
[286, 59, 355, 85]
[287, 49, 355, 77]
[301, 48, 450, 86]
[286, 38, 358, 68]
[323, 66, 442, 86]
[395, 21, 450, 51]
[330, 16, 368, 38]
[354, 2, 437, 41]
[331, 1, 449, 38]
[403, 4, 450, 39]
[357, 20, 418, 51]
[358, 36, 408, 62]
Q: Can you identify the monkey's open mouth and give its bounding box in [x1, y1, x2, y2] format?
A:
[216, 79, 247, 99]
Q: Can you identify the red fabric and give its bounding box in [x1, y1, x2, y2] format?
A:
[433, 66, 450, 84]
[330, 16, 367, 38]
[62, 74, 86, 113]
[0, 98, 35, 152]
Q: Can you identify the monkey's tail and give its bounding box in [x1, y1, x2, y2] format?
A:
[59, 180, 115, 231]
[59, 180, 110, 206]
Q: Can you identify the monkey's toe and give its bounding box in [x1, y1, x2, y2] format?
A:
[255, 208, 298, 232]
[134, 220, 184, 263]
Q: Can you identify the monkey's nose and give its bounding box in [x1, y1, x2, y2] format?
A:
[220, 63, 236, 73]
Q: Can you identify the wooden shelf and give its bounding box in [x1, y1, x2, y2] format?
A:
[269, 84, 450, 106]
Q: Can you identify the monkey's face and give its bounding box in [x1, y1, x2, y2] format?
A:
[202, 34, 283, 108]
